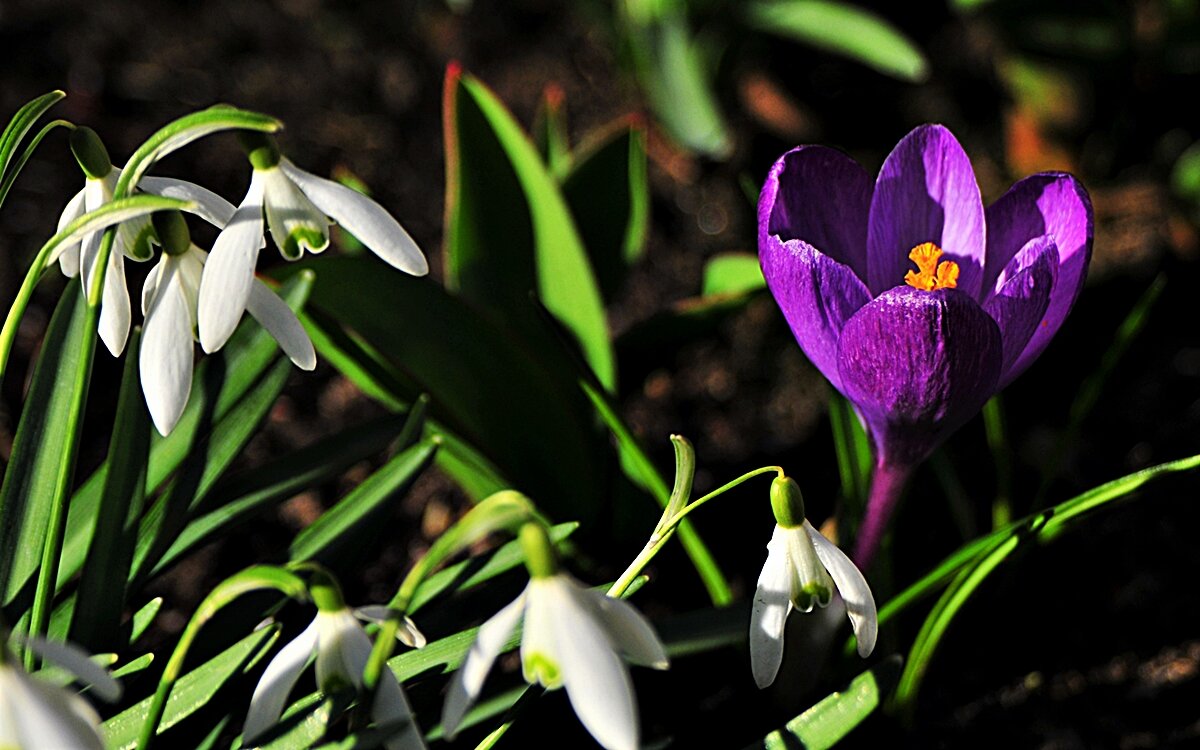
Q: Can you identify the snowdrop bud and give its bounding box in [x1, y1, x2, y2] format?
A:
[238, 131, 281, 170]
[518, 522, 559, 579]
[151, 210, 191, 256]
[770, 475, 806, 529]
[307, 569, 347, 614]
[69, 127, 112, 179]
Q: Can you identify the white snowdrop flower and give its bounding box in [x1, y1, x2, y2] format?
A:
[443, 524, 668, 750]
[750, 477, 877, 689]
[52, 126, 236, 357]
[197, 133, 428, 354]
[0, 636, 122, 750]
[244, 577, 425, 750]
[141, 212, 315, 436]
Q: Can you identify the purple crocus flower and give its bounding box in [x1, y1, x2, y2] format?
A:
[758, 125, 1093, 567]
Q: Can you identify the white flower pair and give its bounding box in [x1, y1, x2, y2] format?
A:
[54, 127, 428, 435]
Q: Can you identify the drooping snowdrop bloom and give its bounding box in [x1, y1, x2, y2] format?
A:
[244, 576, 425, 750]
[443, 523, 668, 750]
[197, 133, 428, 354]
[750, 477, 877, 689]
[141, 211, 315, 436]
[52, 127, 236, 357]
[0, 635, 122, 750]
[758, 124, 1093, 565]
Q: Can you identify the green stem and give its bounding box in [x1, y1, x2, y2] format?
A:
[0, 241, 60, 387]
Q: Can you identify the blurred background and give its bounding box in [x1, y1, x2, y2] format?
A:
[3, 0, 1200, 747]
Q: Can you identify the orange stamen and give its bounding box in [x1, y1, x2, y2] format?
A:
[904, 242, 960, 291]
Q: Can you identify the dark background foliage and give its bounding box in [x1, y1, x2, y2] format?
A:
[2, 0, 1199, 747]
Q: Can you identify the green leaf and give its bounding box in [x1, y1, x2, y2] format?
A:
[112, 653, 155, 680]
[0, 118, 71, 209]
[829, 392, 873, 539]
[620, 2, 732, 157]
[0, 280, 88, 611]
[289, 437, 439, 569]
[701, 253, 766, 297]
[130, 598, 163, 644]
[153, 412, 414, 576]
[277, 257, 607, 522]
[0, 90, 64, 189]
[891, 452, 1200, 712]
[760, 656, 902, 750]
[533, 85, 571, 179]
[562, 120, 649, 300]
[70, 327, 152, 651]
[102, 626, 278, 750]
[444, 68, 615, 391]
[745, 0, 930, 83]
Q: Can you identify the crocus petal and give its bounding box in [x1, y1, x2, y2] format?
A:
[52, 188, 86, 276]
[245, 281, 317, 370]
[984, 173, 1093, 380]
[443, 592, 526, 738]
[867, 125, 986, 298]
[803, 521, 877, 658]
[749, 527, 793, 689]
[98, 251, 132, 356]
[552, 580, 638, 750]
[372, 670, 425, 750]
[140, 259, 194, 436]
[244, 619, 319, 743]
[281, 160, 428, 276]
[261, 167, 330, 260]
[758, 145, 873, 283]
[587, 592, 669, 670]
[982, 235, 1059, 385]
[23, 637, 121, 703]
[760, 236, 872, 391]
[198, 174, 266, 353]
[139, 175, 237, 228]
[837, 287, 1003, 464]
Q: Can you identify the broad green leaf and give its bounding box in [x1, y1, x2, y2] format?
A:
[760, 656, 902, 750]
[276, 257, 607, 522]
[407, 522, 579, 613]
[562, 121, 649, 300]
[0, 280, 88, 610]
[70, 327, 152, 651]
[57, 272, 315, 590]
[254, 693, 351, 750]
[620, 1, 732, 157]
[745, 0, 930, 83]
[444, 69, 614, 391]
[892, 452, 1200, 712]
[289, 438, 439, 569]
[102, 626, 277, 750]
[701, 253, 766, 297]
[153, 413, 414, 576]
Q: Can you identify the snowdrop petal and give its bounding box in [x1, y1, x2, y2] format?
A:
[805, 521, 877, 658]
[139, 175, 237, 228]
[315, 610, 372, 692]
[245, 281, 317, 370]
[553, 582, 638, 750]
[198, 174, 266, 353]
[443, 591, 525, 738]
[372, 670, 425, 750]
[281, 160, 428, 275]
[98, 251, 132, 356]
[750, 527, 793, 689]
[262, 167, 330, 260]
[244, 619, 319, 743]
[141, 262, 164, 316]
[23, 637, 121, 703]
[588, 592, 668, 670]
[52, 188, 86, 275]
[0, 668, 105, 750]
[140, 259, 194, 436]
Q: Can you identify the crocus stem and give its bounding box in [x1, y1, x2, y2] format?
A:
[852, 460, 912, 569]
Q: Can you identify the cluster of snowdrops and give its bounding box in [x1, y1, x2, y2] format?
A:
[0, 90, 1090, 750]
